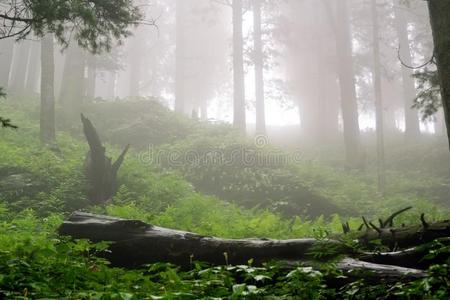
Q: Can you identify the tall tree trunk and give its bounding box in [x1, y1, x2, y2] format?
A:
[128, 59, 140, 98]
[106, 71, 117, 99]
[10, 42, 31, 94]
[128, 31, 143, 98]
[59, 44, 86, 117]
[0, 38, 14, 88]
[253, 0, 266, 136]
[321, 73, 340, 139]
[85, 54, 97, 100]
[175, 0, 186, 114]
[200, 99, 208, 120]
[233, 0, 246, 131]
[427, 1, 450, 149]
[371, 0, 386, 196]
[25, 41, 41, 94]
[393, 0, 420, 139]
[40, 34, 56, 145]
[333, 0, 361, 166]
[435, 109, 446, 136]
[86, 63, 96, 100]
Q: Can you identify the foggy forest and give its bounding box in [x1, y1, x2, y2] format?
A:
[0, 0, 450, 298]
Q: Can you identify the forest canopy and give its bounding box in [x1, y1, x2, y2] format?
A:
[0, 0, 143, 52]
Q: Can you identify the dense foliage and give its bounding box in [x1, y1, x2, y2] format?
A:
[1, 97, 450, 298]
[0, 210, 449, 299]
[413, 69, 442, 120]
[0, 0, 142, 52]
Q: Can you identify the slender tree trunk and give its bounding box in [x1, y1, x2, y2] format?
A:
[0, 38, 14, 88]
[59, 44, 86, 117]
[86, 62, 96, 100]
[200, 99, 208, 120]
[233, 0, 246, 131]
[40, 34, 56, 145]
[253, 0, 266, 136]
[106, 71, 117, 99]
[393, 1, 420, 139]
[10, 42, 31, 94]
[333, 0, 361, 166]
[435, 109, 446, 136]
[321, 73, 340, 139]
[25, 41, 41, 94]
[371, 0, 386, 196]
[175, 0, 186, 114]
[128, 60, 140, 98]
[128, 32, 143, 98]
[299, 2, 338, 143]
[427, 1, 450, 149]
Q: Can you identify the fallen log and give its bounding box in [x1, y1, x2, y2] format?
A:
[58, 212, 436, 281]
[360, 237, 450, 269]
[59, 212, 331, 268]
[341, 208, 450, 250]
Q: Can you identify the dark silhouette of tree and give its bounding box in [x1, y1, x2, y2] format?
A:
[427, 1, 450, 149]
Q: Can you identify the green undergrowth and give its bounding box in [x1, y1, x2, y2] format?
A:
[1, 98, 450, 298]
[0, 210, 449, 299]
[1, 98, 449, 222]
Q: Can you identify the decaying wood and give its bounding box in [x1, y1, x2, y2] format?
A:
[58, 212, 450, 281]
[354, 217, 450, 250]
[81, 114, 130, 204]
[59, 212, 329, 268]
[339, 207, 450, 252]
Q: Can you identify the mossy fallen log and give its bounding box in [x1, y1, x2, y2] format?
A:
[57, 212, 450, 282]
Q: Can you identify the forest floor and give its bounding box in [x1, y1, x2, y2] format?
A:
[0, 97, 449, 299]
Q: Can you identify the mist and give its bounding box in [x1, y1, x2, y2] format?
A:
[0, 0, 449, 298]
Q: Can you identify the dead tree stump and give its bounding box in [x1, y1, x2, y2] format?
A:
[81, 114, 130, 204]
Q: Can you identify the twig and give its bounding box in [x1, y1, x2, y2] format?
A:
[383, 206, 413, 228]
[362, 216, 370, 230]
[420, 213, 429, 229]
[369, 221, 382, 234]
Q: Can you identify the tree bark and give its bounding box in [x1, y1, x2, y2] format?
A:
[331, 0, 361, 166]
[393, 0, 421, 139]
[428, 1, 450, 150]
[371, 0, 386, 196]
[233, 0, 246, 131]
[253, 0, 266, 136]
[58, 212, 450, 281]
[81, 115, 129, 204]
[40, 34, 56, 146]
[0, 38, 14, 88]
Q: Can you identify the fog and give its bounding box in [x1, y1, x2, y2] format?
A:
[1, 0, 438, 132]
[1, 0, 446, 201]
[2, 0, 450, 296]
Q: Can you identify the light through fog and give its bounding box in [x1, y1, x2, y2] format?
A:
[91, 0, 435, 132]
